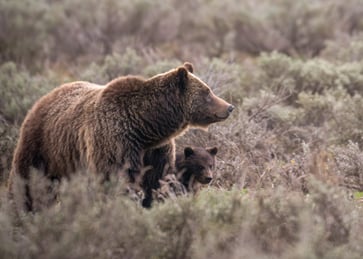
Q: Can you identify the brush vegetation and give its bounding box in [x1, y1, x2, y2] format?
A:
[1, 0, 363, 258]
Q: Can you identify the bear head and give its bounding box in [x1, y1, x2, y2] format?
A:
[175, 62, 234, 128]
[176, 146, 218, 186]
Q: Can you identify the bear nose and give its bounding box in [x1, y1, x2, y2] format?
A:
[228, 105, 235, 113]
[205, 177, 212, 183]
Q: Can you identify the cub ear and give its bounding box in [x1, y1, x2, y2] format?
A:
[207, 147, 218, 156]
[176, 66, 188, 90]
[183, 62, 194, 73]
[184, 147, 194, 158]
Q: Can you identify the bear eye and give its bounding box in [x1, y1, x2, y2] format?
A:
[196, 165, 204, 171]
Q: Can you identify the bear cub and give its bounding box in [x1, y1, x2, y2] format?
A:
[152, 146, 218, 203]
[175, 146, 218, 192]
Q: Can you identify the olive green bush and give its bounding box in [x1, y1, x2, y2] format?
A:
[0, 62, 57, 124]
[0, 0, 49, 68]
[1, 174, 362, 259]
[0, 118, 17, 183]
[80, 49, 144, 84]
[2, 0, 363, 67]
[333, 142, 363, 191]
[322, 33, 363, 63]
[0, 63, 60, 179]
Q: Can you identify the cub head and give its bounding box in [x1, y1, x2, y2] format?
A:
[176, 146, 218, 186]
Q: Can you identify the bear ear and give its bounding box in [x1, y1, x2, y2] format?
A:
[184, 147, 194, 158]
[183, 62, 194, 73]
[176, 66, 188, 90]
[207, 147, 218, 156]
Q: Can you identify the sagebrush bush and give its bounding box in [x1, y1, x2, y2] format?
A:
[80, 49, 144, 84]
[1, 173, 362, 259]
[257, 52, 363, 100]
[0, 63, 60, 179]
[330, 94, 363, 146]
[0, 62, 54, 124]
[333, 141, 363, 191]
[0, 120, 18, 182]
[322, 33, 363, 63]
[0, 0, 49, 67]
[2, 0, 363, 67]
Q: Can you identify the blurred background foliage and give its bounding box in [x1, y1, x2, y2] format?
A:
[1, 0, 363, 68]
[1, 0, 363, 258]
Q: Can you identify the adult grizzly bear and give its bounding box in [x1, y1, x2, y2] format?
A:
[8, 62, 234, 211]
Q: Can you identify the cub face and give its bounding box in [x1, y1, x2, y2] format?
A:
[176, 146, 218, 189]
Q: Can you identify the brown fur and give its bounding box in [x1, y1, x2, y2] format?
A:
[176, 146, 218, 192]
[152, 146, 218, 203]
[142, 142, 176, 207]
[8, 62, 233, 211]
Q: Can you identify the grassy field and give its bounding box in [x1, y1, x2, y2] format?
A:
[1, 0, 363, 258]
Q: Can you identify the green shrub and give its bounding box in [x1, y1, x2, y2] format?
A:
[322, 33, 363, 63]
[0, 0, 48, 68]
[80, 49, 183, 84]
[2, 174, 362, 259]
[330, 94, 363, 146]
[333, 141, 363, 191]
[233, 0, 341, 57]
[80, 49, 144, 84]
[0, 62, 57, 124]
[257, 52, 363, 101]
[0, 118, 18, 183]
[0, 63, 59, 182]
[4, 0, 363, 68]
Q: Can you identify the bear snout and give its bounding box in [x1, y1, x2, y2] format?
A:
[204, 177, 212, 183]
[228, 105, 235, 113]
[210, 94, 234, 121]
[197, 175, 213, 184]
[214, 105, 234, 120]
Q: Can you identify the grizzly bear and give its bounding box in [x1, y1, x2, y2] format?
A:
[142, 146, 218, 207]
[142, 145, 174, 207]
[8, 62, 234, 211]
[176, 146, 218, 192]
[151, 146, 218, 203]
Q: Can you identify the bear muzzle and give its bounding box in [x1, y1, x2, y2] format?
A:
[204, 176, 213, 184]
[210, 93, 234, 121]
[197, 170, 213, 184]
[228, 105, 235, 113]
[214, 104, 234, 120]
